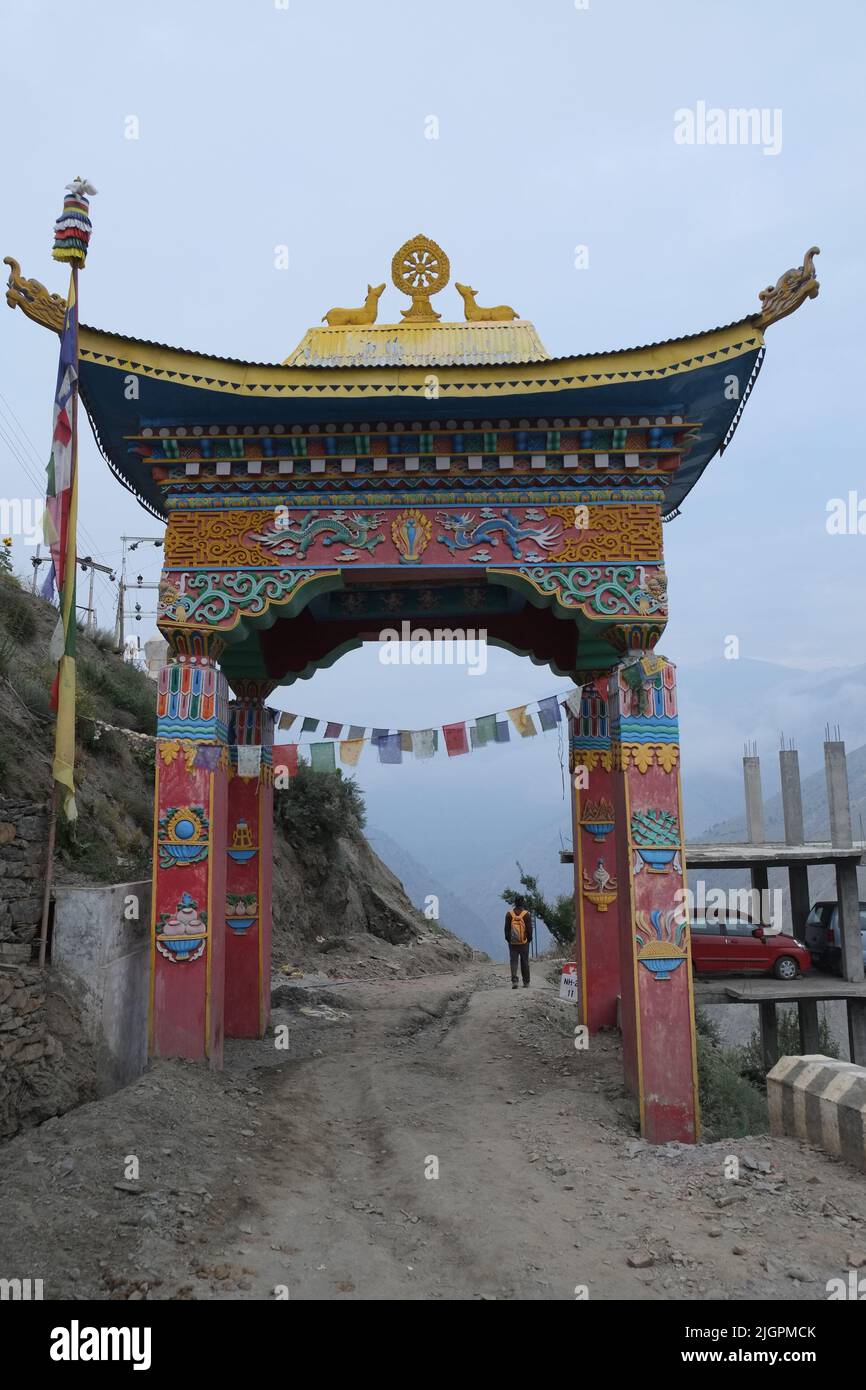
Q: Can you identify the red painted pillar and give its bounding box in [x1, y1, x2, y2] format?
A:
[609, 655, 700, 1143]
[570, 679, 622, 1031]
[225, 682, 275, 1038]
[150, 636, 229, 1064]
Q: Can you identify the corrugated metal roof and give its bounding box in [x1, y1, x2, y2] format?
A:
[282, 320, 551, 368]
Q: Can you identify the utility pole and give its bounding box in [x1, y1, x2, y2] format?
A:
[119, 534, 163, 652]
[77, 555, 116, 635]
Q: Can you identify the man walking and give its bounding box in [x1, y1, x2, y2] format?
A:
[505, 896, 533, 989]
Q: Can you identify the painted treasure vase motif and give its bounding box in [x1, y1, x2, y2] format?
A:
[635, 908, 687, 981]
[156, 892, 208, 963]
[631, 808, 681, 874]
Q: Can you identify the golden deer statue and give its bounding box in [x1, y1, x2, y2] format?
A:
[455, 282, 519, 322]
[321, 282, 386, 327]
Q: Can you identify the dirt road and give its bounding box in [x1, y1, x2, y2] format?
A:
[1, 963, 865, 1300]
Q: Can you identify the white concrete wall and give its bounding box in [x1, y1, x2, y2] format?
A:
[52, 880, 150, 1094]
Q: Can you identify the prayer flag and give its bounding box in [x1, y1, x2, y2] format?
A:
[538, 696, 561, 731]
[347, 725, 365, 741]
[378, 733, 402, 764]
[193, 744, 222, 771]
[278, 712, 297, 732]
[310, 741, 336, 773]
[372, 728, 388, 744]
[273, 744, 299, 778]
[301, 716, 319, 734]
[237, 745, 262, 778]
[339, 739, 364, 767]
[565, 688, 583, 719]
[411, 729, 436, 759]
[325, 721, 342, 739]
[507, 705, 537, 738]
[475, 714, 497, 746]
[400, 731, 412, 753]
[495, 720, 510, 743]
[443, 722, 469, 757]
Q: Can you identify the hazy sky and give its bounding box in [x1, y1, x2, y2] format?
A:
[2, 1, 863, 883]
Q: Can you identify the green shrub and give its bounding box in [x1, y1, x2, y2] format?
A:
[735, 1005, 840, 1087]
[12, 672, 52, 719]
[697, 1026, 769, 1140]
[275, 761, 366, 845]
[0, 577, 38, 644]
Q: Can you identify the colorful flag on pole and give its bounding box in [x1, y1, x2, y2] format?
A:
[42, 274, 80, 820]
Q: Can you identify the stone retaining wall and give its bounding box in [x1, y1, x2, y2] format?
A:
[0, 797, 48, 964]
[0, 963, 63, 1139]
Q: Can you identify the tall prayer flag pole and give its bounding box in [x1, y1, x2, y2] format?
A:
[37, 178, 95, 967]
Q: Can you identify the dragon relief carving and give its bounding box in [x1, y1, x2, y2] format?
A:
[436, 508, 562, 560]
[245, 510, 386, 560]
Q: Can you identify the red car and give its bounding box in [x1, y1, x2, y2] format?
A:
[689, 915, 812, 980]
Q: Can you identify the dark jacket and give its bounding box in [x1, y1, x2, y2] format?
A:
[504, 909, 533, 948]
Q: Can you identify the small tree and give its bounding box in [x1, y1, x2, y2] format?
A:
[503, 862, 575, 948]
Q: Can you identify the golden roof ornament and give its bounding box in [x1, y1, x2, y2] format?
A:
[754, 246, 820, 329]
[455, 282, 519, 322]
[391, 234, 450, 321]
[4, 257, 67, 333]
[321, 282, 385, 327]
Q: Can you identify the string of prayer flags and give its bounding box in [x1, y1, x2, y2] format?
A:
[340, 739, 364, 767]
[537, 695, 561, 732]
[273, 744, 299, 778]
[378, 733, 403, 764]
[268, 687, 576, 773]
[507, 705, 537, 738]
[443, 722, 469, 757]
[411, 729, 436, 759]
[310, 741, 336, 773]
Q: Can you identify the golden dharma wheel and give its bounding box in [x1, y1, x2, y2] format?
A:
[391, 234, 450, 321]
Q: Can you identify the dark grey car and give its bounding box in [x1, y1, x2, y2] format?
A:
[803, 901, 866, 973]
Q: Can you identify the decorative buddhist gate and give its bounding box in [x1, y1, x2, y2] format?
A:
[6, 234, 820, 1143]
